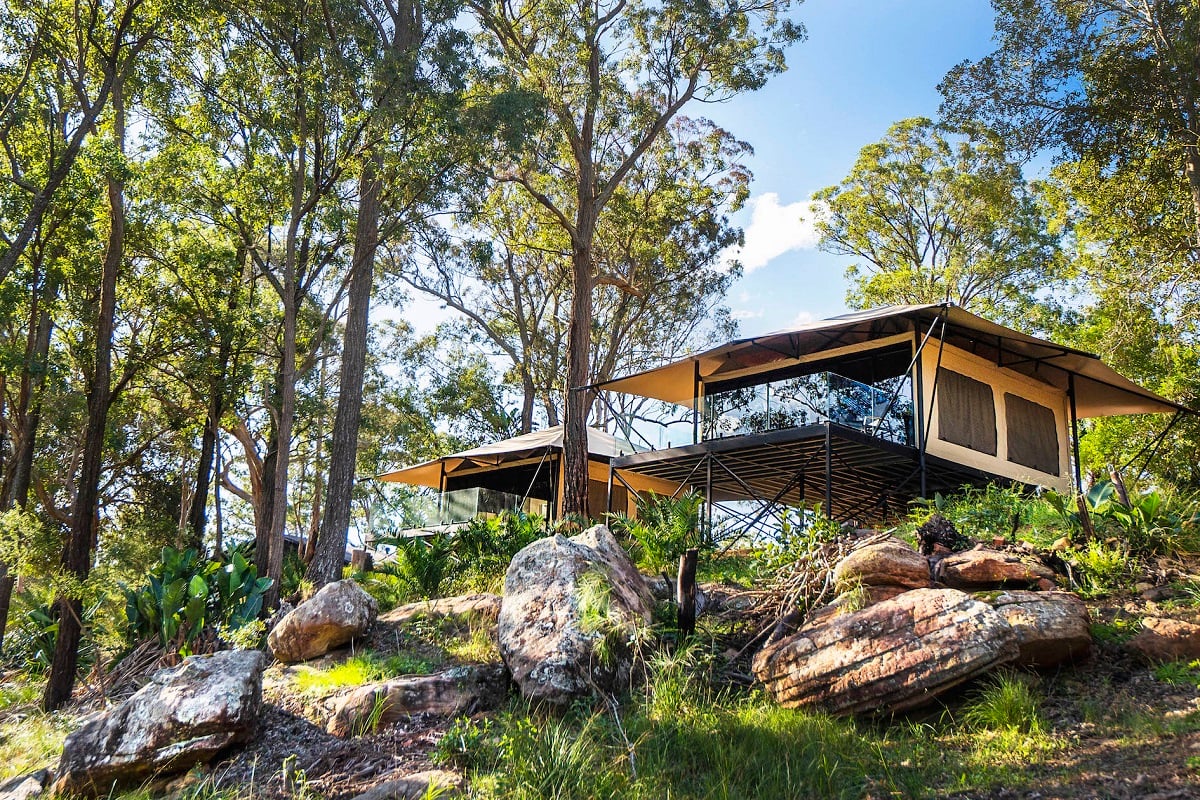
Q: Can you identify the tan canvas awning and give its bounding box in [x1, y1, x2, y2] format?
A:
[592, 304, 1190, 419]
[377, 425, 637, 488]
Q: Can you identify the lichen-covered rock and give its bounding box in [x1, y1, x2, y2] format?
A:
[982, 590, 1091, 667]
[498, 525, 653, 704]
[54, 650, 265, 797]
[753, 588, 1018, 715]
[1126, 617, 1200, 662]
[268, 579, 378, 663]
[349, 770, 463, 800]
[936, 548, 1056, 590]
[378, 593, 501, 626]
[0, 769, 49, 800]
[327, 665, 509, 737]
[833, 540, 930, 591]
[804, 585, 911, 627]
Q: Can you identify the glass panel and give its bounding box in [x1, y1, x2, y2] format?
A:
[700, 371, 915, 445]
[437, 487, 524, 525]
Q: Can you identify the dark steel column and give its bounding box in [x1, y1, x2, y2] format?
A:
[1069, 373, 1083, 495]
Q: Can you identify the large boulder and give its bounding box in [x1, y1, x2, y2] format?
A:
[54, 650, 265, 797]
[326, 664, 510, 737]
[982, 590, 1092, 667]
[1126, 616, 1200, 662]
[498, 525, 653, 704]
[833, 540, 931, 591]
[753, 588, 1018, 715]
[268, 579, 378, 663]
[936, 548, 1056, 590]
[378, 593, 501, 626]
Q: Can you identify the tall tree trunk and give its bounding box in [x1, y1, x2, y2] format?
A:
[255, 407, 278, 578]
[561, 240, 593, 519]
[43, 77, 125, 712]
[184, 247, 243, 555]
[0, 268, 58, 652]
[309, 152, 380, 588]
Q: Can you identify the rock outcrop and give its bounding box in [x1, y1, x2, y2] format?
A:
[983, 590, 1091, 667]
[378, 593, 501, 626]
[54, 650, 265, 797]
[327, 664, 509, 737]
[268, 579, 378, 663]
[1126, 616, 1200, 662]
[832, 539, 931, 591]
[753, 588, 1018, 714]
[498, 525, 653, 704]
[936, 548, 1056, 590]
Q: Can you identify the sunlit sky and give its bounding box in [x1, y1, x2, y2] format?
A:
[404, 0, 998, 339]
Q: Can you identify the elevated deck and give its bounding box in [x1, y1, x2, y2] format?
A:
[611, 422, 1004, 522]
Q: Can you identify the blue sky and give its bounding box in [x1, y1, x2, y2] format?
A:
[709, 0, 996, 335]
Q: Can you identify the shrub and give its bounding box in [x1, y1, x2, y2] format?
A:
[124, 546, 272, 655]
[1085, 481, 1200, 557]
[452, 512, 545, 591]
[1071, 539, 1130, 599]
[374, 533, 456, 599]
[610, 490, 708, 574]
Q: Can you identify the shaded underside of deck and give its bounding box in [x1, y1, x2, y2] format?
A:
[611, 423, 1007, 522]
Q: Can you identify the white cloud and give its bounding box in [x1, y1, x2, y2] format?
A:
[724, 193, 822, 273]
[790, 310, 815, 327]
[730, 308, 764, 321]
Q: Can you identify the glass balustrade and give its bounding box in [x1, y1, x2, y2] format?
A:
[699, 372, 915, 445]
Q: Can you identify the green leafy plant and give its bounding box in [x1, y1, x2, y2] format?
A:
[1154, 659, 1200, 688]
[376, 533, 457, 599]
[124, 546, 273, 654]
[1086, 481, 1200, 557]
[452, 512, 545, 590]
[1071, 539, 1131, 599]
[610, 490, 708, 573]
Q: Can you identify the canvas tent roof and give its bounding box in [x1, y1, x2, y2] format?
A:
[592, 304, 1191, 419]
[377, 425, 636, 489]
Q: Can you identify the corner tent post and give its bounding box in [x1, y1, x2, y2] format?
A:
[824, 422, 833, 519]
[1069, 373, 1083, 495]
[705, 453, 713, 545]
[692, 360, 701, 444]
[606, 461, 614, 516]
[919, 309, 949, 499]
[437, 461, 446, 525]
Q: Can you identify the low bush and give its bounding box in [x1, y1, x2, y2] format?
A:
[123, 547, 272, 656]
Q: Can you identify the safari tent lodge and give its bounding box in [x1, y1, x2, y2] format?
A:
[591, 304, 1188, 528]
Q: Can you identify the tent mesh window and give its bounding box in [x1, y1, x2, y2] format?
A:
[936, 368, 997, 455]
[1005, 393, 1060, 475]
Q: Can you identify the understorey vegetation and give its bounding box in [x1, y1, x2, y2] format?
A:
[3, 483, 1200, 798]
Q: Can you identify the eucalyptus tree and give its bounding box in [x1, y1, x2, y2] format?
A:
[467, 0, 804, 516]
[814, 117, 1062, 324]
[940, 0, 1200, 249]
[35, 0, 180, 710]
[405, 117, 747, 433]
[940, 0, 1200, 485]
[307, 0, 479, 588]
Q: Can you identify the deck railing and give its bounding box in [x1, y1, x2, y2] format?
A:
[699, 372, 914, 445]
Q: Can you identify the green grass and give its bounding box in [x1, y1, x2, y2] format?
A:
[961, 671, 1046, 734]
[0, 681, 74, 780]
[1154, 659, 1200, 688]
[1090, 614, 1141, 645]
[433, 642, 1070, 800]
[292, 651, 436, 694]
